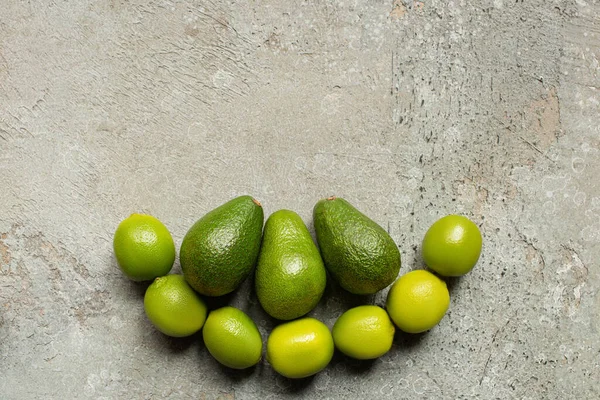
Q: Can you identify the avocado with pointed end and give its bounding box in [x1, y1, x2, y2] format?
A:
[180, 195, 264, 296]
[255, 209, 326, 320]
[313, 197, 401, 295]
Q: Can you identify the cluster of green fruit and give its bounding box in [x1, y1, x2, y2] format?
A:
[114, 195, 482, 379]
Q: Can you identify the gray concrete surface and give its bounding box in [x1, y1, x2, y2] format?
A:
[1, 0, 599, 398]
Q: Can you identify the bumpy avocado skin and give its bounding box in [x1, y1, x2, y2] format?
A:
[180, 196, 264, 296]
[313, 197, 401, 295]
[255, 209, 326, 320]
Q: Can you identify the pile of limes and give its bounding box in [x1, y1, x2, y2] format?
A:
[113, 209, 482, 378]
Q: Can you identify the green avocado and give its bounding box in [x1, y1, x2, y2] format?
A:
[255, 209, 326, 320]
[313, 197, 401, 295]
[180, 195, 264, 296]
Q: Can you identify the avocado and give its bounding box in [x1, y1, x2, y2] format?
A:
[180, 195, 264, 296]
[313, 196, 401, 295]
[255, 209, 327, 320]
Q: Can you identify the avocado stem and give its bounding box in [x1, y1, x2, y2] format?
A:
[327, 196, 337, 201]
[252, 198, 262, 207]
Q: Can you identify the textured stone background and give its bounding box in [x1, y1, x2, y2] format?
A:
[1, 0, 599, 399]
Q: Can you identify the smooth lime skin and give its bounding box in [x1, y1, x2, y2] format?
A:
[202, 307, 262, 369]
[144, 275, 207, 337]
[267, 318, 334, 379]
[113, 213, 175, 281]
[422, 215, 482, 277]
[332, 305, 395, 360]
[386, 270, 450, 334]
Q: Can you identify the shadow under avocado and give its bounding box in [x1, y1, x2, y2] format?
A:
[201, 291, 236, 311]
[200, 267, 259, 312]
[227, 269, 258, 310]
[323, 275, 376, 309]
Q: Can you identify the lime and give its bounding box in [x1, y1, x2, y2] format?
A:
[386, 270, 450, 334]
[422, 214, 482, 276]
[266, 317, 334, 379]
[113, 213, 175, 281]
[144, 274, 207, 337]
[332, 305, 395, 360]
[202, 307, 262, 369]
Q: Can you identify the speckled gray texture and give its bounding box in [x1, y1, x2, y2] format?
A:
[1, 0, 599, 399]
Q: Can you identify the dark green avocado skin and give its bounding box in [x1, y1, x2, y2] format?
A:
[255, 209, 327, 320]
[180, 195, 264, 296]
[313, 197, 401, 295]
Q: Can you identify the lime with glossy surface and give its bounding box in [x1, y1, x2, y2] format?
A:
[113, 213, 175, 281]
[144, 274, 207, 337]
[422, 214, 482, 276]
[202, 307, 262, 369]
[332, 305, 395, 360]
[386, 270, 450, 334]
[267, 318, 334, 379]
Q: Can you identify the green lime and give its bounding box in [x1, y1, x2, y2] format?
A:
[113, 213, 175, 281]
[332, 305, 395, 360]
[266, 317, 334, 379]
[144, 275, 207, 337]
[386, 270, 450, 334]
[422, 214, 482, 276]
[202, 307, 262, 369]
